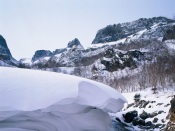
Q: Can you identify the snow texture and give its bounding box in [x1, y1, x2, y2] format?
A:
[0, 67, 127, 131]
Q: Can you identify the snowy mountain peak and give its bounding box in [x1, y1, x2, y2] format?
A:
[32, 50, 53, 61]
[0, 35, 12, 59]
[0, 34, 17, 66]
[92, 16, 175, 44]
[67, 38, 84, 49]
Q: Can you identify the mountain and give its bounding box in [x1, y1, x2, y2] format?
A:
[67, 38, 84, 49]
[92, 17, 175, 44]
[1, 17, 175, 93]
[1, 16, 175, 131]
[17, 17, 175, 92]
[0, 35, 18, 66]
[32, 50, 53, 61]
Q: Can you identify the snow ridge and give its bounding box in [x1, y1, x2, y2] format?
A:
[0, 67, 127, 131]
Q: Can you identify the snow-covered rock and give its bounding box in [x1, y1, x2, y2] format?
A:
[0, 35, 18, 66]
[0, 67, 127, 131]
[92, 17, 175, 44]
[111, 88, 175, 131]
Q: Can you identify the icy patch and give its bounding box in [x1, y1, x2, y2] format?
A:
[0, 67, 127, 131]
[165, 40, 175, 50]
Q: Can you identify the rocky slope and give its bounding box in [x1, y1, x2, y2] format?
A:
[16, 17, 175, 92]
[0, 35, 18, 66]
[92, 17, 175, 44]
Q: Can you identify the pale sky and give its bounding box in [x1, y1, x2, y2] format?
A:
[0, 0, 175, 60]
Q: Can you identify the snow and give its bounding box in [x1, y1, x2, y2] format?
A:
[55, 53, 62, 58]
[90, 38, 126, 48]
[43, 56, 50, 61]
[165, 40, 175, 50]
[19, 58, 32, 64]
[0, 67, 127, 131]
[111, 88, 175, 131]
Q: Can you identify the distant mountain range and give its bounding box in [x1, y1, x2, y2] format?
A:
[1, 16, 175, 91]
[92, 16, 175, 44]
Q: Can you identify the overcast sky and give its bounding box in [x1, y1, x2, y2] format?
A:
[0, 0, 175, 60]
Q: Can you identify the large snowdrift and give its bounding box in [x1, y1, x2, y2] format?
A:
[0, 67, 127, 131]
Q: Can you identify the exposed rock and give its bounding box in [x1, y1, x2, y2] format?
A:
[0, 35, 17, 66]
[153, 117, 158, 123]
[123, 110, 138, 123]
[139, 110, 148, 120]
[67, 38, 84, 49]
[32, 50, 53, 61]
[134, 93, 141, 102]
[170, 95, 175, 111]
[156, 103, 163, 106]
[163, 25, 175, 41]
[101, 49, 144, 72]
[158, 110, 165, 114]
[145, 121, 154, 127]
[53, 48, 67, 55]
[165, 96, 175, 130]
[92, 17, 175, 44]
[155, 123, 164, 128]
[165, 103, 170, 107]
[143, 101, 149, 108]
[126, 103, 134, 109]
[115, 117, 121, 122]
[132, 117, 145, 126]
[0, 35, 12, 60]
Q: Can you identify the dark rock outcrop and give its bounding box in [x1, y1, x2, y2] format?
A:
[123, 110, 138, 123]
[32, 50, 53, 61]
[67, 38, 84, 49]
[0, 35, 17, 66]
[101, 49, 144, 72]
[163, 25, 175, 41]
[0, 35, 12, 60]
[53, 48, 67, 55]
[165, 96, 175, 131]
[139, 111, 149, 120]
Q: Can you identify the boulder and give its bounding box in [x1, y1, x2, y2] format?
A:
[123, 110, 138, 123]
[153, 117, 158, 123]
[139, 110, 148, 120]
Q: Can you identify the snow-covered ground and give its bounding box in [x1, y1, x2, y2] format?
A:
[111, 88, 175, 131]
[0, 67, 127, 131]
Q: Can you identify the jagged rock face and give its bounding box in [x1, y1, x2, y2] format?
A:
[0, 35, 17, 66]
[32, 50, 53, 61]
[92, 17, 175, 44]
[0, 35, 12, 60]
[101, 48, 145, 72]
[163, 25, 175, 41]
[53, 48, 67, 55]
[67, 38, 84, 49]
[165, 96, 175, 131]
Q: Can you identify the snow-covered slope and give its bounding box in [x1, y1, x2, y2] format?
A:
[0, 67, 127, 131]
[111, 88, 175, 130]
[92, 17, 175, 44]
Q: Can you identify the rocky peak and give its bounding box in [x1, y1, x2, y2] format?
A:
[0, 35, 12, 60]
[53, 48, 67, 55]
[67, 38, 84, 49]
[32, 50, 53, 61]
[92, 17, 175, 44]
